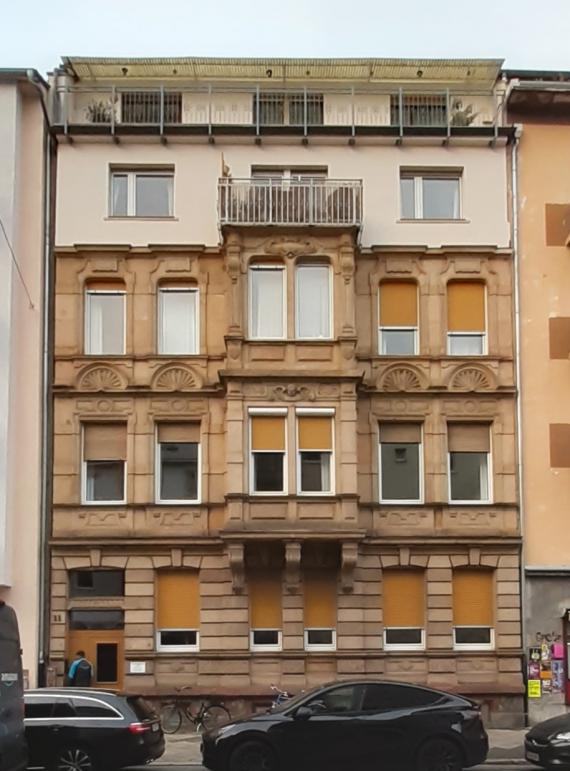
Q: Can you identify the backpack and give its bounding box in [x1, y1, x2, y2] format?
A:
[73, 658, 93, 686]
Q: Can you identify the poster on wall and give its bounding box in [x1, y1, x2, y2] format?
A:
[552, 660, 564, 692]
[528, 660, 541, 680]
[528, 680, 542, 698]
[529, 647, 541, 662]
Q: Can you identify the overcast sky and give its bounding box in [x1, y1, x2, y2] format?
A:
[4, 0, 570, 75]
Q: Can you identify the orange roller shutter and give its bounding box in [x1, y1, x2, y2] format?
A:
[453, 569, 494, 627]
[304, 571, 337, 628]
[249, 571, 283, 628]
[298, 416, 333, 451]
[447, 282, 485, 332]
[380, 282, 417, 327]
[83, 423, 127, 461]
[251, 416, 286, 451]
[157, 571, 200, 629]
[383, 569, 425, 627]
[157, 423, 200, 443]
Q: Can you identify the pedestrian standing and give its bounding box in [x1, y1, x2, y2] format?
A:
[66, 650, 93, 687]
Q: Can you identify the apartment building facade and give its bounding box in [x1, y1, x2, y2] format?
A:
[47, 57, 523, 721]
[507, 72, 570, 721]
[0, 69, 49, 687]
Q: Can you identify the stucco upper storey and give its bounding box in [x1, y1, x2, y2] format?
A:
[53, 56, 512, 250]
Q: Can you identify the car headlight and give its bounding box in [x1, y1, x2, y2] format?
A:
[554, 732, 570, 743]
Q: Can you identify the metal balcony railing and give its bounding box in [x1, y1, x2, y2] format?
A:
[218, 177, 363, 227]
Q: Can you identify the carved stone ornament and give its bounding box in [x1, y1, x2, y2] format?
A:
[228, 542, 245, 593]
[341, 542, 358, 592]
[264, 237, 318, 259]
[152, 365, 201, 391]
[269, 384, 316, 402]
[448, 365, 494, 392]
[77, 365, 127, 392]
[285, 542, 302, 593]
[380, 366, 424, 392]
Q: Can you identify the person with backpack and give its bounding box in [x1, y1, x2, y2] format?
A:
[66, 650, 93, 687]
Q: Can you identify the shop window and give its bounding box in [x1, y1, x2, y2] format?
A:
[447, 281, 486, 355]
[156, 424, 200, 503]
[453, 568, 494, 650]
[69, 570, 124, 598]
[249, 570, 283, 651]
[448, 423, 491, 503]
[297, 411, 334, 494]
[82, 423, 126, 504]
[250, 412, 287, 494]
[382, 569, 425, 651]
[379, 423, 422, 503]
[156, 570, 200, 652]
[84, 282, 125, 355]
[303, 570, 337, 651]
[158, 285, 198, 355]
[378, 282, 418, 355]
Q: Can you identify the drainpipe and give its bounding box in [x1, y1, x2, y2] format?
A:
[511, 122, 527, 723]
[26, 70, 56, 688]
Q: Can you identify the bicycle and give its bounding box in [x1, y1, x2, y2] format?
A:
[159, 686, 231, 734]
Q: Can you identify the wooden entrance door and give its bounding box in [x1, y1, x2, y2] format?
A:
[67, 630, 124, 690]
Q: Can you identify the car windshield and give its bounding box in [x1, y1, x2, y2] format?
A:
[270, 684, 324, 713]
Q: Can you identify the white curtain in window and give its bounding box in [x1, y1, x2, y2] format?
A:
[111, 175, 128, 216]
[478, 454, 489, 500]
[320, 453, 331, 491]
[86, 293, 124, 355]
[296, 265, 331, 338]
[250, 268, 284, 338]
[159, 290, 197, 354]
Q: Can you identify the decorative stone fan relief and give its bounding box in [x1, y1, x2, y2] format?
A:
[449, 366, 492, 392]
[154, 366, 200, 392]
[381, 367, 423, 392]
[78, 366, 126, 391]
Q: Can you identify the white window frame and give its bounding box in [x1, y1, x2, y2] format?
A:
[248, 264, 287, 340]
[155, 434, 201, 505]
[158, 286, 199, 355]
[109, 169, 174, 218]
[379, 432, 424, 505]
[156, 628, 200, 653]
[84, 290, 126, 356]
[296, 407, 335, 496]
[304, 628, 337, 652]
[378, 326, 418, 356]
[447, 332, 487, 356]
[81, 426, 126, 506]
[249, 407, 288, 496]
[249, 629, 283, 652]
[447, 450, 492, 505]
[453, 626, 495, 652]
[383, 627, 426, 652]
[295, 263, 333, 340]
[400, 172, 462, 220]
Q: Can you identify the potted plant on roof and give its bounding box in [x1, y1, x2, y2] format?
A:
[450, 99, 478, 127]
[85, 98, 116, 124]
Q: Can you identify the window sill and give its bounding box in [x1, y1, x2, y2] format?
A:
[398, 218, 470, 224]
[105, 216, 179, 222]
[449, 500, 492, 505]
[156, 500, 201, 506]
[380, 499, 423, 505]
[82, 500, 126, 506]
[247, 338, 335, 344]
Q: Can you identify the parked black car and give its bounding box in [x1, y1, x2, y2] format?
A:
[0, 602, 27, 771]
[525, 713, 570, 768]
[201, 679, 488, 771]
[24, 688, 164, 770]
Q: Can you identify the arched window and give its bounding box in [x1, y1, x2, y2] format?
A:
[84, 281, 125, 355]
[158, 282, 199, 355]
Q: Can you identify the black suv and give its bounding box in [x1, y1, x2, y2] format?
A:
[24, 688, 164, 770]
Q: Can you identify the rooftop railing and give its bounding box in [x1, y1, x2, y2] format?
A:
[218, 177, 363, 227]
[54, 84, 504, 137]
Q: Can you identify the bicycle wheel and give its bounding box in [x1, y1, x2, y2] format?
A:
[160, 703, 183, 734]
[200, 703, 231, 733]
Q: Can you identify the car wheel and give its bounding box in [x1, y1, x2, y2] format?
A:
[415, 738, 463, 771]
[51, 746, 97, 771]
[229, 740, 278, 771]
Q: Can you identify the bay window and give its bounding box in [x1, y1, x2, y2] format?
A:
[250, 412, 287, 494]
[249, 264, 285, 339]
[297, 411, 334, 494]
[295, 264, 332, 339]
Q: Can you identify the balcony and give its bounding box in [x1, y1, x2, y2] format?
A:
[218, 177, 362, 228]
[53, 85, 504, 138]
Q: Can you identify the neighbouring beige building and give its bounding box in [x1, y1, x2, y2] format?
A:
[47, 57, 523, 722]
[0, 69, 49, 687]
[507, 72, 570, 722]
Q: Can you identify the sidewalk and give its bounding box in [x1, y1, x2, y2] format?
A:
[159, 728, 529, 766]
